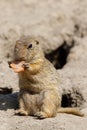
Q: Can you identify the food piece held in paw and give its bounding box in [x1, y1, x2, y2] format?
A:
[8, 61, 25, 73]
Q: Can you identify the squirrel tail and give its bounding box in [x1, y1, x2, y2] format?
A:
[57, 107, 84, 117]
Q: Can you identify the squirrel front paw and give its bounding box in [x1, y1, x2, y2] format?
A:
[22, 63, 29, 69]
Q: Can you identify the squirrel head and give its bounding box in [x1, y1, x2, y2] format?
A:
[14, 36, 44, 62]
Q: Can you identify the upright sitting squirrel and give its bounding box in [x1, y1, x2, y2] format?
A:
[9, 36, 84, 119]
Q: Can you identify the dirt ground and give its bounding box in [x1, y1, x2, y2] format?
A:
[0, 0, 87, 130]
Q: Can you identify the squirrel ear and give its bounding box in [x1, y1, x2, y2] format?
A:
[36, 40, 39, 45]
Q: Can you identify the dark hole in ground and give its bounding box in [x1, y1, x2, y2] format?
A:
[61, 93, 73, 107]
[61, 90, 85, 107]
[45, 40, 74, 69]
[0, 87, 12, 95]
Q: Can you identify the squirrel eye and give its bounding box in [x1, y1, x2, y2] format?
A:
[27, 44, 32, 49]
[36, 40, 39, 45]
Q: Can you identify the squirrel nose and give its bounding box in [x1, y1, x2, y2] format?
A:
[8, 61, 12, 68]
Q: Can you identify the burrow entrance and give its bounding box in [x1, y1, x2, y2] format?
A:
[61, 90, 85, 107]
[45, 40, 74, 69]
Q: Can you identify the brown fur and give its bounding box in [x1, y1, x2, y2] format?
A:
[13, 36, 83, 119]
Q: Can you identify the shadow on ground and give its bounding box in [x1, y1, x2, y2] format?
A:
[0, 92, 18, 110]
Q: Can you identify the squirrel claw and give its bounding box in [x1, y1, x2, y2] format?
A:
[22, 63, 29, 69]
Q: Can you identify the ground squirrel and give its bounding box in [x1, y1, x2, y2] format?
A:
[9, 36, 84, 119]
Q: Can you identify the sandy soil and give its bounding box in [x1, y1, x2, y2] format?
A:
[0, 0, 87, 130]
